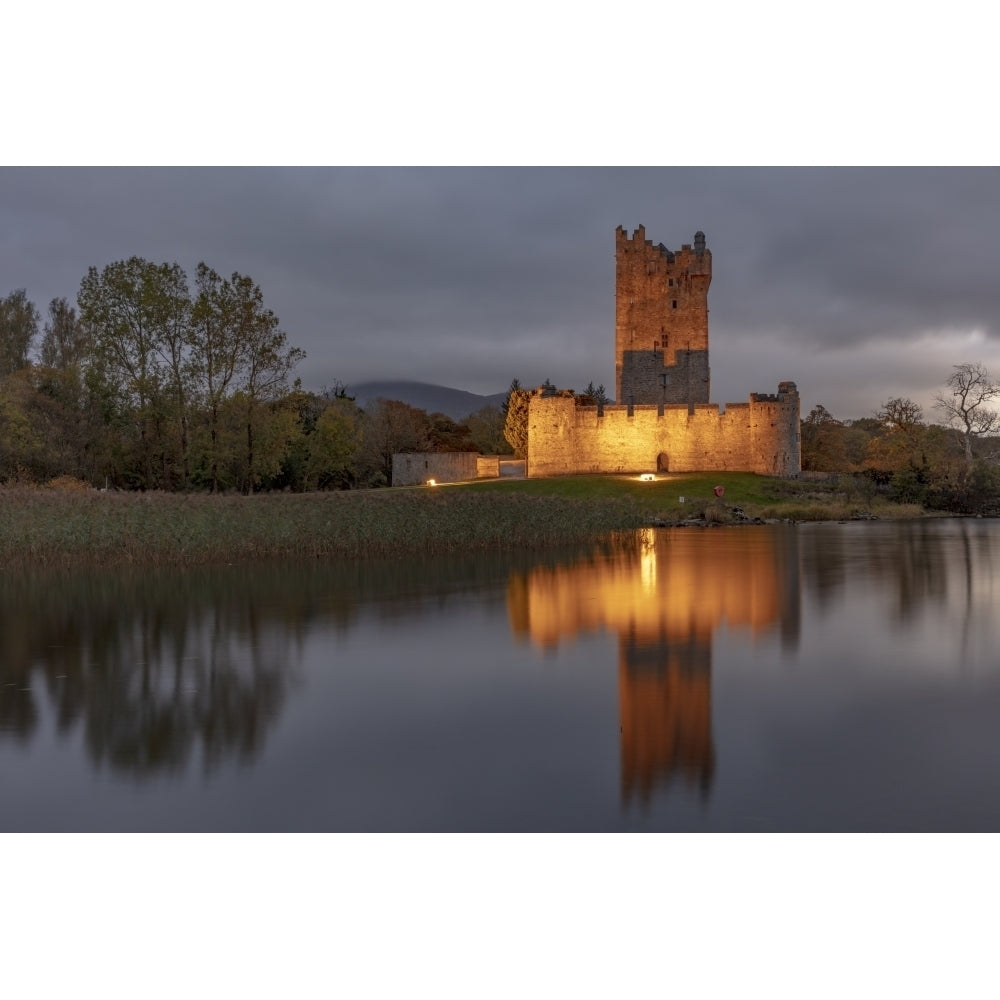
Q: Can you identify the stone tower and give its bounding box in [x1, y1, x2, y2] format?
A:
[615, 225, 712, 405]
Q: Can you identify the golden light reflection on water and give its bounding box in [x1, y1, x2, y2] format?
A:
[639, 527, 656, 593]
[507, 527, 801, 804]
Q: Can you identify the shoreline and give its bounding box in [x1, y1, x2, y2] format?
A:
[0, 480, 942, 569]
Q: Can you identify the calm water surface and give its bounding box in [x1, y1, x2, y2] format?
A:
[3, 520, 1000, 831]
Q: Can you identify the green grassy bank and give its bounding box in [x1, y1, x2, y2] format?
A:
[464, 471, 925, 523]
[0, 472, 923, 569]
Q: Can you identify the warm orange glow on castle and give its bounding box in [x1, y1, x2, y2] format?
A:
[507, 528, 801, 802]
[526, 226, 801, 478]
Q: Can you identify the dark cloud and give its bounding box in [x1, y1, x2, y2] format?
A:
[2, 166, 999, 418]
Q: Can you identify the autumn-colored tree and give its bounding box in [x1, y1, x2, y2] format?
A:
[467, 404, 511, 455]
[800, 405, 849, 472]
[427, 412, 474, 452]
[865, 397, 927, 475]
[359, 398, 430, 486]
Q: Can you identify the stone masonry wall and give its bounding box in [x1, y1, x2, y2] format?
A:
[620, 348, 710, 406]
[615, 225, 712, 404]
[526, 383, 800, 478]
[476, 455, 500, 478]
[392, 452, 481, 486]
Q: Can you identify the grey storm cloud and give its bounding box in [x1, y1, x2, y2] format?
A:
[2, 166, 999, 418]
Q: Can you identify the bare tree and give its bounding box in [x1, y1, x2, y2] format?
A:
[877, 397, 923, 433]
[934, 363, 1000, 469]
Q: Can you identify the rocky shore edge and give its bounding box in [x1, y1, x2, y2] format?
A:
[648, 505, 882, 528]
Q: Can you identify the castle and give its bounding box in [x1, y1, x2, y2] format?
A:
[526, 225, 801, 477]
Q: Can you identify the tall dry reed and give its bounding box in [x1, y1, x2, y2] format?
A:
[0, 487, 647, 568]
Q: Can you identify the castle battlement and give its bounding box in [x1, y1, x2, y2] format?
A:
[527, 382, 799, 477]
[525, 226, 800, 479]
[615, 224, 712, 406]
[751, 382, 799, 404]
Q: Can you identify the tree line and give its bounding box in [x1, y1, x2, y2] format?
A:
[501, 367, 1000, 515]
[801, 363, 1000, 514]
[7, 263, 998, 505]
[0, 265, 518, 491]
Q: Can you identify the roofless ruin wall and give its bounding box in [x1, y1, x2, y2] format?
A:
[526, 382, 801, 478]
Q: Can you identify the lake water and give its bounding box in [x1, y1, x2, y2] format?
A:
[3, 519, 1000, 831]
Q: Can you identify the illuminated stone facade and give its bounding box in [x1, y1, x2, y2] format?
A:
[527, 226, 801, 477]
[616, 224, 711, 405]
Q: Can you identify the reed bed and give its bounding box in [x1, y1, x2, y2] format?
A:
[750, 501, 925, 522]
[0, 486, 648, 568]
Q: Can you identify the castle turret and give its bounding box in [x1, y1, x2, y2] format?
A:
[749, 381, 801, 476]
[615, 226, 712, 405]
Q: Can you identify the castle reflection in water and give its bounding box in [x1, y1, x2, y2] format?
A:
[507, 527, 802, 805]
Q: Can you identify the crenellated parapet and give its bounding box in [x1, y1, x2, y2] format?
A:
[521, 226, 800, 480]
[527, 381, 800, 478]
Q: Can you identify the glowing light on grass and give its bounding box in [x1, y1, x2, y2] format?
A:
[426, 479, 437, 486]
[639, 473, 656, 482]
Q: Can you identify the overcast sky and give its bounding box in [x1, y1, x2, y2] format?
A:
[2, 166, 998, 420]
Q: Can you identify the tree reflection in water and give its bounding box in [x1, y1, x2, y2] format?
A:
[0, 567, 301, 774]
[0, 552, 576, 778]
[798, 518, 1000, 629]
[3, 520, 994, 820]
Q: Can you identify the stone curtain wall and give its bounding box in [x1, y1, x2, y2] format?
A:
[615, 225, 712, 405]
[526, 383, 800, 478]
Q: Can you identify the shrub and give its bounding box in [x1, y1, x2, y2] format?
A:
[45, 476, 92, 493]
[703, 502, 729, 524]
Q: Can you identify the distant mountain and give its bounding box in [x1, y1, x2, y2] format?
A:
[345, 381, 508, 421]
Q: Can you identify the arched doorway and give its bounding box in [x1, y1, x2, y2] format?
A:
[657, 452, 669, 473]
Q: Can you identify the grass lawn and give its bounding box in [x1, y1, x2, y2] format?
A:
[462, 471, 924, 522]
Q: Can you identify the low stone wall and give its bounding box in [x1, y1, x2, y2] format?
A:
[477, 455, 500, 479]
[499, 459, 526, 478]
[392, 452, 502, 486]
